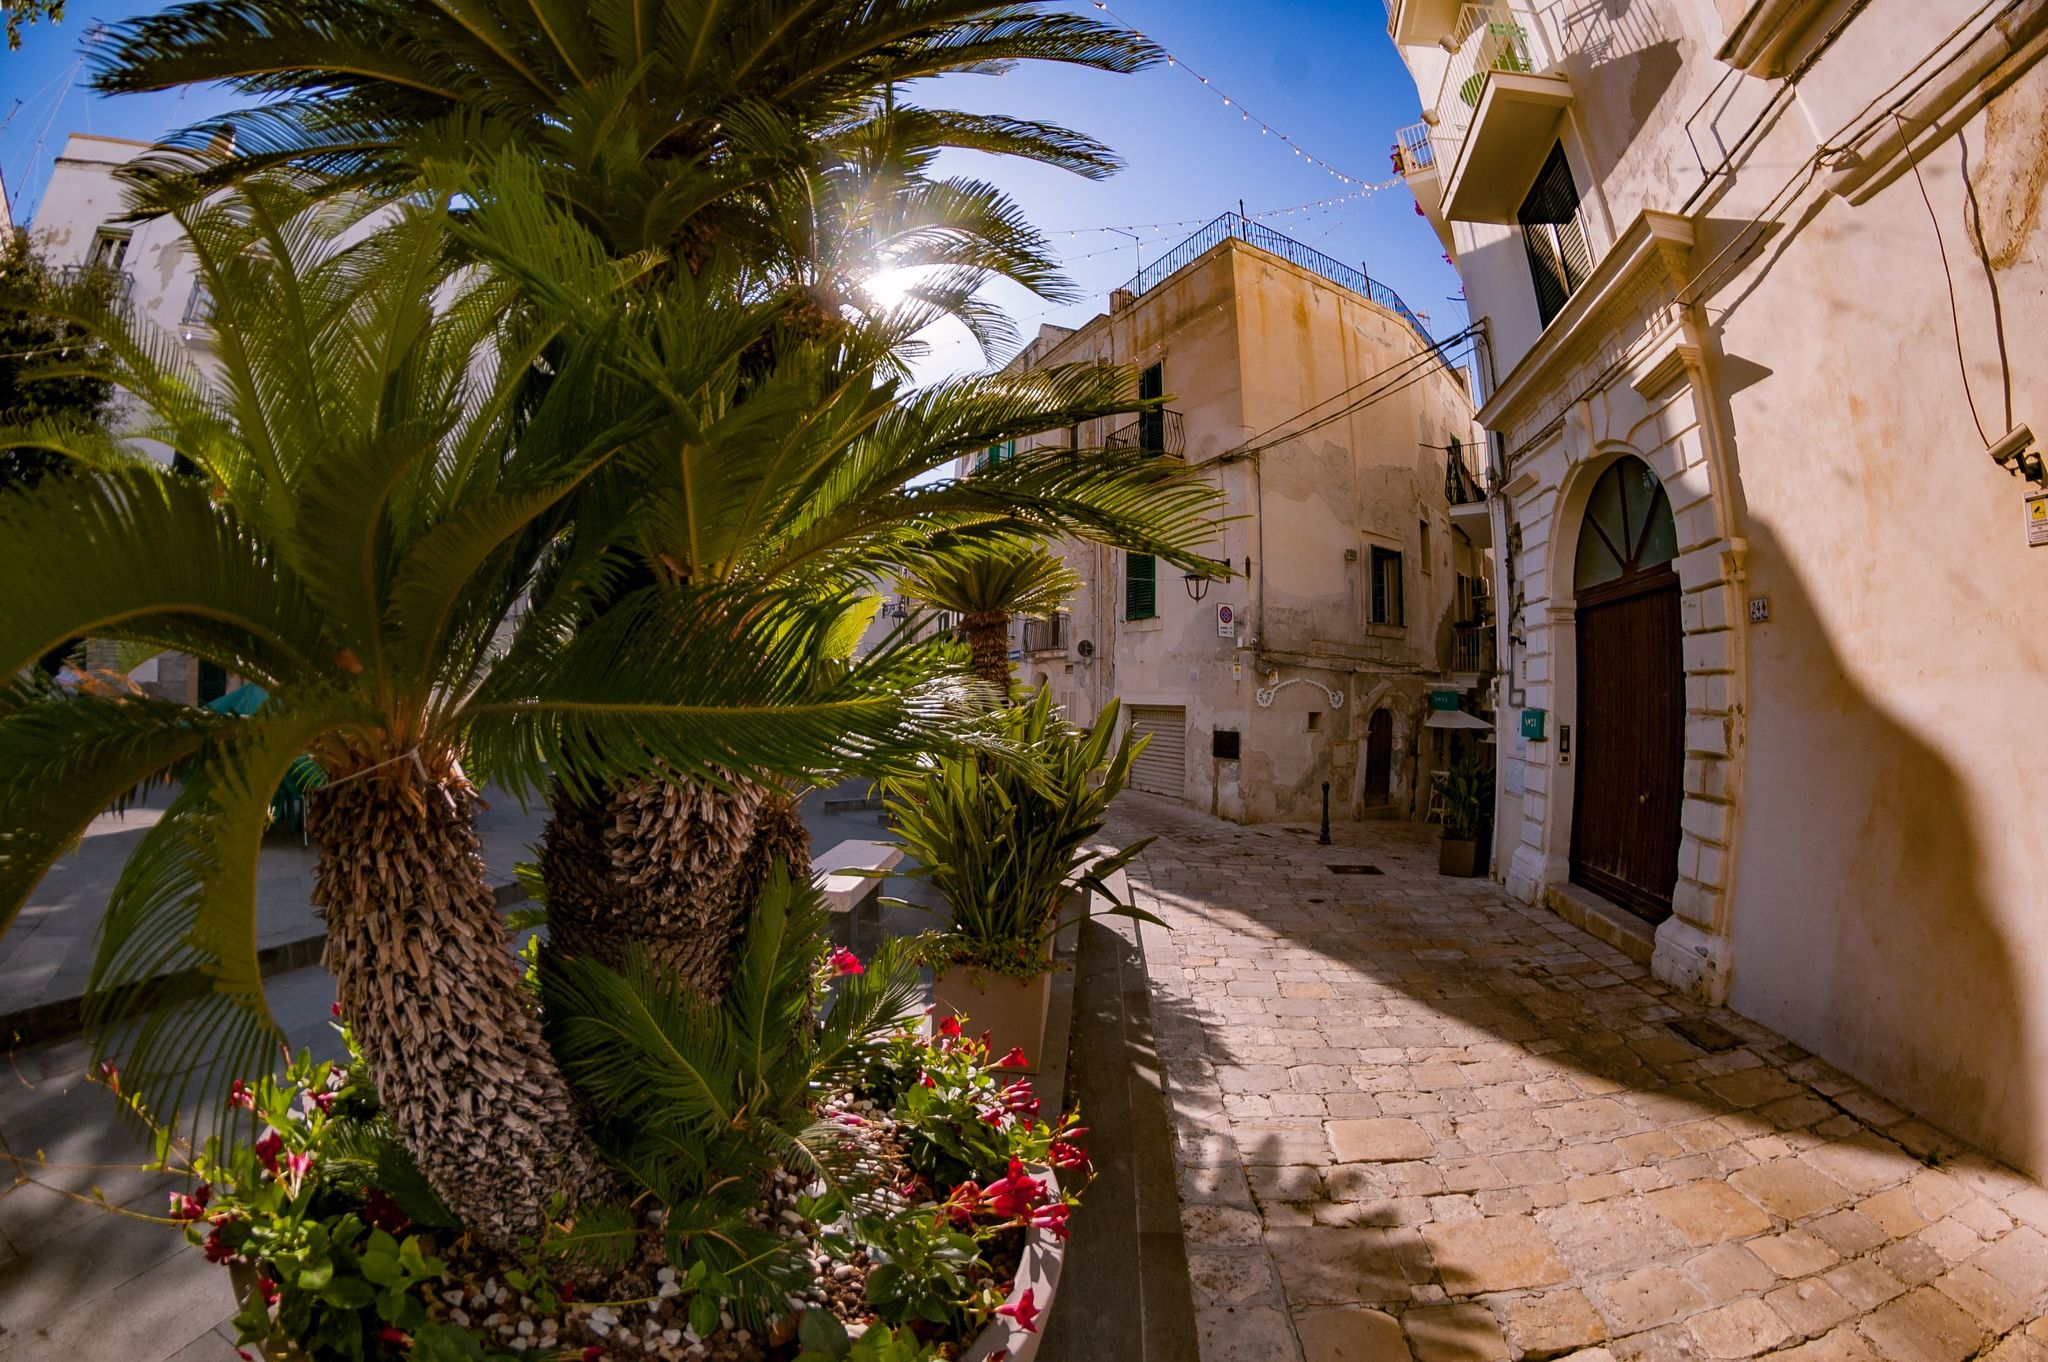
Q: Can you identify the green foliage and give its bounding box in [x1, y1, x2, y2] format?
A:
[882, 690, 1163, 974]
[795, 1317, 943, 1362]
[542, 864, 924, 1327]
[896, 541, 1082, 622]
[1441, 752, 1492, 841]
[0, 228, 118, 488]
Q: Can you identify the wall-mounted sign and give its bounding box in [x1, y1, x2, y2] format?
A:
[1520, 708, 1547, 741]
[2028, 490, 2048, 548]
[1429, 688, 1461, 711]
[1217, 603, 1235, 637]
[1748, 596, 1771, 623]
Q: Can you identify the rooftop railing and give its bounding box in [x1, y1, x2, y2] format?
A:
[1120, 212, 1436, 351]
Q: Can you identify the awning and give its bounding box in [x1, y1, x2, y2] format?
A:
[1424, 708, 1494, 731]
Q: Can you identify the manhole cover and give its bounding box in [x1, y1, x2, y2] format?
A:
[1668, 1016, 1740, 1052]
[1326, 864, 1383, 876]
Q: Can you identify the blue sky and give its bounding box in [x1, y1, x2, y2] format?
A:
[0, 0, 1460, 378]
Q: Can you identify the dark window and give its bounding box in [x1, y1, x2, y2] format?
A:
[1370, 546, 1405, 627]
[1518, 143, 1592, 328]
[975, 439, 1015, 473]
[1212, 729, 1241, 760]
[88, 229, 130, 270]
[1138, 362, 1164, 454]
[1125, 552, 1157, 620]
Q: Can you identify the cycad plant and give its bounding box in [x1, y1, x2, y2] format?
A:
[0, 180, 970, 1246]
[897, 541, 1082, 691]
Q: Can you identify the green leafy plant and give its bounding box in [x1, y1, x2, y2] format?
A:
[882, 690, 1162, 975]
[541, 863, 924, 1327]
[1441, 752, 1492, 842]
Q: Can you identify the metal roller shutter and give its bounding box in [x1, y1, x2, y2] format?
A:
[1127, 705, 1187, 798]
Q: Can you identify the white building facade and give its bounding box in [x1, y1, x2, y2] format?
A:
[1386, 0, 2048, 1174]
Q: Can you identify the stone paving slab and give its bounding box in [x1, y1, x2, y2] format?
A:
[1110, 793, 2048, 1362]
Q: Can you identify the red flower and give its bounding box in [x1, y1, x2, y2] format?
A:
[258, 1276, 279, 1305]
[363, 1188, 412, 1235]
[993, 1046, 1029, 1070]
[229, 1079, 255, 1111]
[330, 1001, 343, 1018]
[281, 1150, 314, 1194]
[581, 1349, 606, 1362]
[941, 1180, 981, 1228]
[937, 1015, 962, 1039]
[1029, 1202, 1072, 1240]
[1000, 1079, 1039, 1117]
[1048, 1140, 1090, 1172]
[918, 1072, 936, 1089]
[978, 1106, 1007, 1126]
[254, 1129, 284, 1177]
[377, 1325, 412, 1350]
[311, 1089, 336, 1114]
[984, 1159, 1045, 1218]
[828, 948, 864, 977]
[203, 1225, 236, 1263]
[168, 1185, 211, 1221]
[996, 1288, 1040, 1333]
[96, 1061, 119, 1093]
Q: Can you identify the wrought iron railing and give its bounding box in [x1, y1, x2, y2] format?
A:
[52, 264, 135, 313]
[1429, 5, 1549, 175]
[1021, 615, 1065, 654]
[1120, 213, 1436, 351]
[1104, 408, 1185, 458]
[1393, 122, 1436, 177]
[181, 279, 215, 327]
[1452, 623, 1495, 673]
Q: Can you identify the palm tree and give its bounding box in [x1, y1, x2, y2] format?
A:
[898, 541, 1081, 691]
[90, 0, 1155, 352]
[0, 181, 973, 1246]
[436, 176, 1229, 1000]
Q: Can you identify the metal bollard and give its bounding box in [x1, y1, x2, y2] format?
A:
[1319, 781, 1331, 845]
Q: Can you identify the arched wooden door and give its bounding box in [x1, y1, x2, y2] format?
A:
[1569, 458, 1684, 922]
[1364, 708, 1393, 806]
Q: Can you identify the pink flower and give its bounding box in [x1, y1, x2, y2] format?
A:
[1000, 1079, 1039, 1117]
[993, 1046, 1029, 1070]
[983, 1159, 1045, 1218]
[258, 1276, 279, 1305]
[96, 1062, 119, 1092]
[1029, 1202, 1072, 1240]
[828, 948, 864, 977]
[168, 1184, 211, 1221]
[996, 1288, 1040, 1333]
[937, 1015, 962, 1039]
[1048, 1140, 1090, 1172]
[330, 1001, 343, 1018]
[941, 1180, 981, 1227]
[254, 1129, 284, 1177]
[203, 1224, 236, 1263]
[310, 1089, 336, 1114]
[229, 1079, 255, 1111]
[281, 1150, 314, 1195]
[978, 1106, 1007, 1126]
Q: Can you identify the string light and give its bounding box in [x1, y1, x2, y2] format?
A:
[1046, 183, 1399, 242]
[1092, 1, 1376, 186]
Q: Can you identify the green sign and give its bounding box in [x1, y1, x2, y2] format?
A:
[1520, 708, 1547, 740]
[1429, 689, 1461, 711]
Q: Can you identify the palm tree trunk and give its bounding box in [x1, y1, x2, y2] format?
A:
[539, 774, 809, 1001]
[962, 611, 1012, 692]
[309, 769, 615, 1248]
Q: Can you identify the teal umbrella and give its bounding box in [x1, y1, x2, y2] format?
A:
[202, 684, 325, 831]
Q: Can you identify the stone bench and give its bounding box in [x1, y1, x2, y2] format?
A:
[813, 838, 904, 951]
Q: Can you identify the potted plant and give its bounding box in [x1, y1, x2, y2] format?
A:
[1438, 752, 1492, 877]
[882, 690, 1160, 1068]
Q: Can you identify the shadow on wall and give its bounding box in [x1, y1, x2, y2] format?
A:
[1726, 517, 2033, 1173]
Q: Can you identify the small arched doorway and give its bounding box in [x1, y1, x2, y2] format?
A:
[1569, 457, 1684, 922]
[1363, 708, 1394, 807]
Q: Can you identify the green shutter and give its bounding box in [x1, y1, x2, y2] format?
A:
[1125, 552, 1157, 620]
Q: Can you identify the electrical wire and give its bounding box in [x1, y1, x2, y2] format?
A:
[1893, 109, 1990, 445]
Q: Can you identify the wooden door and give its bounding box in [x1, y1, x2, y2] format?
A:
[1363, 708, 1393, 806]
[1571, 569, 1684, 920]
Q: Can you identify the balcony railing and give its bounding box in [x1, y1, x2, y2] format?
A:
[1021, 615, 1065, 654]
[1429, 5, 1550, 178]
[1452, 623, 1496, 674]
[1104, 408, 1185, 458]
[52, 264, 135, 315]
[1120, 213, 1437, 351]
[1393, 121, 1436, 177]
[182, 279, 216, 327]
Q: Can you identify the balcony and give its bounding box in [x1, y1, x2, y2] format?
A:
[53, 264, 135, 316]
[1452, 623, 1496, 675]
[1429, 5, 1574, 224]
[1021, 615, 1066, 655]
[1386, 0, 1466, 48]
[1104, 408, 1185, 459]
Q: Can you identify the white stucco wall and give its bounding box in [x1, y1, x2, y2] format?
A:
[1386, 0, 2048, 1172]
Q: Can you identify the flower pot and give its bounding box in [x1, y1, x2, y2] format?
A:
[1439, 836, 1480, 878]
[931, 967, 1053, 1072]
[960, 1167, 1066, 1362]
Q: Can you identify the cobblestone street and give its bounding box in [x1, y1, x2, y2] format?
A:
[1111, 795, 2048, 1362]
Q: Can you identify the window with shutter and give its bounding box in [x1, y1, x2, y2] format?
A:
[1125, 552, 1157, 620]
[1370, 546, 1405, 627]
[1138, 362, 1165, 454]
[1518, 143, 1592, 328]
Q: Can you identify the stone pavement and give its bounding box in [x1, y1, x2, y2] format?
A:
[1110, 794, 2048, 1362]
